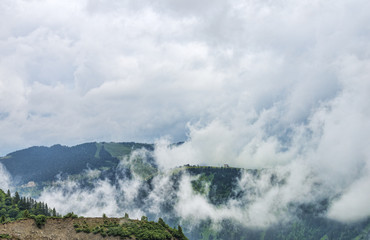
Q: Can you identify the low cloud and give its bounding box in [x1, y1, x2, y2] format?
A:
[2, 0, 370, 226]
[0, 163, 11, 191]
[1, 0, 369, 157]
[154, 55, 370, 223]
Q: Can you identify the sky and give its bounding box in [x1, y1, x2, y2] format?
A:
[0, 0, 369, 156]
[1, 0, 370, 224]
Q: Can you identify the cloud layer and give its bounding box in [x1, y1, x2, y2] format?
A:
[1, 0, 370, 224]
[0, 163, 11, 191]
[1, 0, 369, 155]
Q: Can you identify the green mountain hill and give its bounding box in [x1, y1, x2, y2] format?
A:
[0, 142, 153, 185]
[2, 142, 370, 240]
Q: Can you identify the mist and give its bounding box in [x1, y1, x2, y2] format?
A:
[0, 163, 11, 191]
[154, 55, 370, 223]
[37, 64, 370, 227]
[1, 0, 370, 236]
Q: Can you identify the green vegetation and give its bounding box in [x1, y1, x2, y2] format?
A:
[191, 173, 214, 195]
[73, 217, 188, 240]
[128, 154, 158, 180]
[0, 233, 12, 239]
[184, 166, 245, 205]
[0, 188, 63, 229]
[63, 212, 78, 219]
[3, 142, 370, 240]
[0, 188, 188, 239]
[0, 189, 58, 224]
[33, 214, 47, 228]
[0, 142, 154, 185]
[96, 142, 153, 159]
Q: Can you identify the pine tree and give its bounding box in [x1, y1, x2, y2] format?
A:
[23, 209, 30, 218]
[14, 192, 20, 204]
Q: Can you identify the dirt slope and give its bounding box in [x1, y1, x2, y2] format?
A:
[0, 218, 124, 240]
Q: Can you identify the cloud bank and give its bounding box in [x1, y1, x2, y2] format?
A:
[154, 55, 370, 223]
[1, 0, 370, 225]
[1, 0, 369, 156]
[0, 163, 11, 191]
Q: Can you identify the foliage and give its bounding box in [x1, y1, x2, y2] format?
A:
[71, 217, 188, 240]
[0, 142, 154, 185]
[0, 234, 12, 239]
[185, 166, 244, 205]
[63, 212, 78, 219]
[4, 141, 370, 240]
[0, 189, 59, 223]
[32, 214, 47, 228]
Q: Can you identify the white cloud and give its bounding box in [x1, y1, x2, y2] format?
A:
[1, 0, 370, 224]
[0, 163, 11, 191]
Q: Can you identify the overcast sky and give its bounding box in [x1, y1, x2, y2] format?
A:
[0, 0, 369, 156]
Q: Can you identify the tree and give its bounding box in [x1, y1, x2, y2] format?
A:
[5, 197, 12, 206]
[52, 208, 56, 217]
[8, 208, 19, 218]
[178, 225, 183, 235]
[176, 225, 188, 240]
[124, 213, 129, 219]
[14, 192, 20, 204]
[158, 218, 167, 228]
[23, 210, 30, 218]
[141, 216, 148, 221]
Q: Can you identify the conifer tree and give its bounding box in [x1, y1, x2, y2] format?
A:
[14, 192, 20, 204]
[23, 209, 30, 218]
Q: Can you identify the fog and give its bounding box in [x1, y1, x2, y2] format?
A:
[0, 163, 11, 191]
[1, 0, 369, 232]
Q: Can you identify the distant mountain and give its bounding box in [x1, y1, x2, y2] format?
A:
[2, 142, 370, 240]
[0, 142, 153, 185]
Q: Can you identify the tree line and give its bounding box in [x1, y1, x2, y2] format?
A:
[0, 188, 58, 223]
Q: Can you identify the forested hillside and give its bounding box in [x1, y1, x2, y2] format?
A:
[181, 167, 370, 240]
[0, 188, 187, 240]
[0, 189, 56, 223]
[2, 143, 370, 239]
[0, 142, 153, 184]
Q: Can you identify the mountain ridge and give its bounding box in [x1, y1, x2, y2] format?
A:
[0, 142, 154, 185]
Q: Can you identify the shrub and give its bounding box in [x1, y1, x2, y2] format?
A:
[33, 215, 47, 228]
[0, 234, 11, 239]
[63, 212, 78, 218]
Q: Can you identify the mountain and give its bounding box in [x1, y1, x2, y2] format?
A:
[0, 142, 153, 185]
[2, 142, 370, 240]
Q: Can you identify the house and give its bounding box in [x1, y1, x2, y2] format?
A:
[224, 164, 229, 168]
